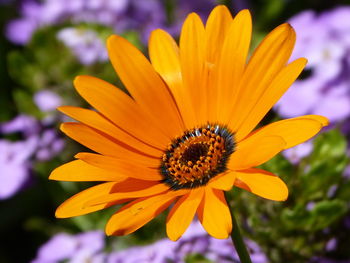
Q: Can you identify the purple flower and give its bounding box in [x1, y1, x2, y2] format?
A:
[327, 185, 338, 198]
[34, 90, 62, 112]
[108, 239, 177, 263]
[36, 129, 64, 161]
[0, 114, 40, 137]
[0, 109, 64, 199]
[282, 140, 313, 164]
[6, 0, 153, 45]
[6, 0, 217, 48]
[57, 27, 108, 65]
[32, 230, 105, 263]
[32, 233, 77, 263]
[1, 112, 65, 163]
[5, 18, 38, 44]
[107, 222, 268, 263]
[276, 7, 350, 124]
[178, 222, 268, 263]
[325, 238, 337, 251]
[34, 223, 268, 263]
[306, 201, 316, 211]
[0, 139, 35, 199]
[343, 165, 350, 179]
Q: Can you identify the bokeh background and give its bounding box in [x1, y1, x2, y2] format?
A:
[1, 0, 350, 262]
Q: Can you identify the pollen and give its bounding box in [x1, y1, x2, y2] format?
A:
[160, 124, 235, 190]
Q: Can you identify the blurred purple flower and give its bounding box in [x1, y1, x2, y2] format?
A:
[0, 91, 64, 198]
[0, 115, 40, 199]
[178, 222, 268, 263]
[1, 114, 64, 164]
[276, 7, 350, 125]
[306, 201, 315, 211]
[6, 0, 151, 44]
[36, 129, 64, 161]
[6, 0, 217, 45]
[282, 140, 313, 164]
[325, 238, 337, 251]
[343, 165, 350, 179]
[0, 139, 35, 199]
[33, 222, 267, 263]
[57, 27, 108, 65]
[34, 90, 62, 112]
[327, 185, 338, 198]
[32, 230, 105, 263]
[108, 239, 176, 263]
[6, 18, 38, 44]
[0, 114, 40, 136]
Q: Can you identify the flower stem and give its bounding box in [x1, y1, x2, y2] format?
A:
[225, 192, 252, 263]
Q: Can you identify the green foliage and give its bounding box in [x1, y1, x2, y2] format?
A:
[230, 129, 350, 263]
[185, 253, 213, 263]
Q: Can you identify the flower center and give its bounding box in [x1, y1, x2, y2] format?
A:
[160, 124, 235, 190]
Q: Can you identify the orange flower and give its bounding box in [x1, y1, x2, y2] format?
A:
[50, 5, 328, 241]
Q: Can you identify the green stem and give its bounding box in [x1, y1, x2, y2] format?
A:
[225, 192, 252, 263]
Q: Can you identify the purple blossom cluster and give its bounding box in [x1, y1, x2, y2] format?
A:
[5, 0, 165, 64]
[32, 231, 105, 263]
[6, 0, 216, 64]
[0, 90, 64, 199]
[32, 222, 268, 263]
[56, 27, 108, 65]
[282, 140, 313, 164]
[276, 7, 350, 124]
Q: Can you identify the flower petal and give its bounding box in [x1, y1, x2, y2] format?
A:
[235, 58, 307, 140]
[74, 75, 169, 149]
[228, 23, 296, 132]
[105, 191, 187, 236]
[61, 123, 159, 166]
[84, 183, 169, 208]
[211, 9, 252, 123]
[55, 182, 120, 218]
[229, 136, 286, 170]
[58, 106, 162, 157]
[149, 29, 196, 129]
[75, 152, 162, 181]
[180, 13, 206, 124]
[149, 29, 181, 88]
[247, 115, 329, 149]
[49, 160, 126, 182]
[166, 189, 204, 241]
[197, 188, 232, 239]
[55, 179, 159, 218]
[205, 5, 232, 64]
[107, 35, 184, 138]
[208, 172, 236, 191]
[235, 168, 288, 201]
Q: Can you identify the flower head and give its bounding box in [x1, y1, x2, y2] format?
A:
[32, 230, 105, 263]
[51, 6, 328, 241]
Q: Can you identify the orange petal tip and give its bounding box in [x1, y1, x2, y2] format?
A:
[316, 115, 329, 126]
[48, 170, 56, 180]
[59, 123, 67, 132]
[55, 207, 66, 219]
[106, 34, 122, 49]
[237, 9, 251, 16]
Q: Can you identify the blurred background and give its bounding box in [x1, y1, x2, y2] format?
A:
[1, 0, 350, 262]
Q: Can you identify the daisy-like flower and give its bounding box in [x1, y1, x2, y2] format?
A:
[50, 6, 328, 241]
